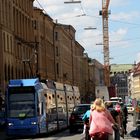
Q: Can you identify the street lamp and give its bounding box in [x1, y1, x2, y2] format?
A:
[64, 0, 81, 4]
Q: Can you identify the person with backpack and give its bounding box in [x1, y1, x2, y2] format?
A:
[82, 109, 91, 140]
[106, 102, 122, 140]
[89, 98, 116, 140]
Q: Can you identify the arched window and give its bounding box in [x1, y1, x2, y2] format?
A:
[8, 65, 10, 80]
[4, 64, 7, 81]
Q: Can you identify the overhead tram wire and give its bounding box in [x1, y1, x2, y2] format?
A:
[111, 50, 140, 61]
[35, 0, 140, 27]
[35, 0, 88, 23]
[35, 0, 48, 14]
[79, 3, 86, 15]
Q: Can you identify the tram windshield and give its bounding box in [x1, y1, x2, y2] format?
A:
[8, 87, 35, 118]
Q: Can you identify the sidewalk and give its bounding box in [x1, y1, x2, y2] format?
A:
[121, 114, 139, 140]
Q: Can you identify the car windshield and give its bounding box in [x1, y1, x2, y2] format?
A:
[73, 105, 90, 114]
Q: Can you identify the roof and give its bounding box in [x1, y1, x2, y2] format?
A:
[133, 62, 140, 76]
[110, 64, 133, 73]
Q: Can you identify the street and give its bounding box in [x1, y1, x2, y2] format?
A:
[0, 114, 139, 140]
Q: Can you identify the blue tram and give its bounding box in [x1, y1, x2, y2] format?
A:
[6, 78, 47, 135]
[5, 78, 80, 136]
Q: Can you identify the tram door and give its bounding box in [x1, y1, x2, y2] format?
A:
[45, 80, 58, 132]
[64, 84, 75, 124]
[73, 86, 81, 105]
[55, 82, 67, 129]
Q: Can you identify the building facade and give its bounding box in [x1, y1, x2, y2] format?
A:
[131, 63, 140, 100]
[110, 64, 133, 100]
[0, 1, 105, 104]
[0, 0, 35, 96]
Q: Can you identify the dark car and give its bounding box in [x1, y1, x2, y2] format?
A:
[69, 104, 90, 133]
[0, 111, 5, 129]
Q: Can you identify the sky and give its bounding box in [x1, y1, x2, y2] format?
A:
[34, 0, 140, 65]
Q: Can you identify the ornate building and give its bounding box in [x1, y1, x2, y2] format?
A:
[110, 64, 133, 100]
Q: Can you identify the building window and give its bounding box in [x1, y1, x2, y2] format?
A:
[4, 64, 7, 81]
[56, 63, 59, 75]
[55, 32, 58, 40]
[3, 32, 6, 51]
[10, 36, 13, 54]
[56, 46, 59, 56]
[8, 65, 10, 81]
[33, 20, 37, 29]
[7, 34, 9, 52]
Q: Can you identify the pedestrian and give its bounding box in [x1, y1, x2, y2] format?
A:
[82, 109, 91, 140]
[122, 104, 128, 134]
[89, 98, 116, 140]
[115, 103, 125, 138]
[106, 101, 121, 140]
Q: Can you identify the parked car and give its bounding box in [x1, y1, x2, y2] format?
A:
[126, 104, 134, 115]
[69, 104, 91, 133]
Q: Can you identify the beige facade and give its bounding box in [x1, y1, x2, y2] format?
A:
[33, 8, 55, 80]
[0, 1, 105, 103]
[73, 41, 85, 94]
[54, 24, 74, 84]
[0, 0, 35, 94]
[132, 63, 140, 99]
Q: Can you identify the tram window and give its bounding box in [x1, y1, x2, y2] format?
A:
[51, 108, 57, 114]
[58, 107, 63, 113]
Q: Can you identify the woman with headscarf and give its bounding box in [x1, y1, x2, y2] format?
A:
[89, 98, 116, 140]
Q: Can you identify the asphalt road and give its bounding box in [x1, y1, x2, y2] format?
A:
[1, 114, 139, 140]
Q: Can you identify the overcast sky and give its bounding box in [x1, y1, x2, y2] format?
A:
[34, 0, 140, 65]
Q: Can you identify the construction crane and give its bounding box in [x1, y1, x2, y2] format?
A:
[99, 0, 110, 86]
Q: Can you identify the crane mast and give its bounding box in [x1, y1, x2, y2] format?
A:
[100, 0, 110, 86]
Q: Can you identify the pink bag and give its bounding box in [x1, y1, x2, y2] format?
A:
[89, 110, 113, 136]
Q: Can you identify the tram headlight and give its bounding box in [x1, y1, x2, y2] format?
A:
[8, 122, 14, 126]
[31, 121, 37, 125]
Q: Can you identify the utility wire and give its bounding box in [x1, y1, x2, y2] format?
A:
[35, 0, 140, 27]
[80, 3, 86, 15]
[35, 0, 48, 14]
[86, 14, 140, 26]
